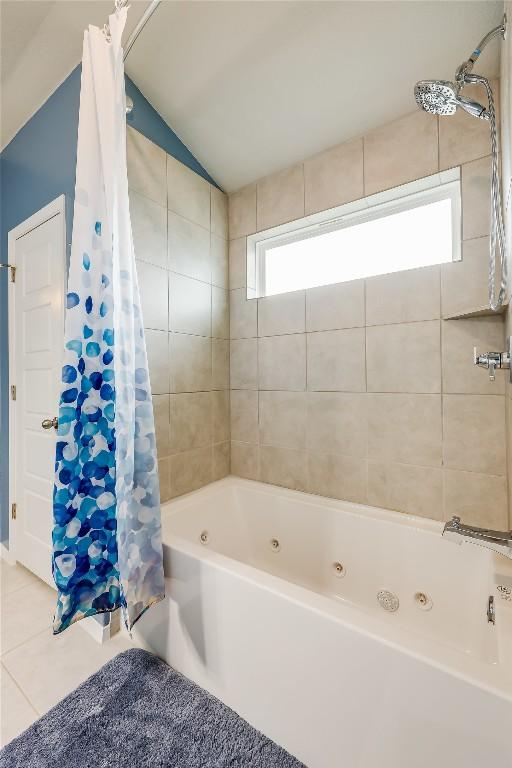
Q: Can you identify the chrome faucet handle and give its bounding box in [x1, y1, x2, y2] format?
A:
[473, 346, 509, 381]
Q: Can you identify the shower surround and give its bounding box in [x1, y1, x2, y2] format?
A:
[127, 127, 230, 502]
[126, 79, 509, 531]
[228, 85, 509, 530]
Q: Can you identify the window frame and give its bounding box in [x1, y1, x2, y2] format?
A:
[247, 167, 461, 299]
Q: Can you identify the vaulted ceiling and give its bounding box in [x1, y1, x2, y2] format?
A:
[1, 1, 504, 191]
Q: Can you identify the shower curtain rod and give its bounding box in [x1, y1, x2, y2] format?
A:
[110, 0, 161, 61]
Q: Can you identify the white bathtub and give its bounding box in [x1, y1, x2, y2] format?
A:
[132, 477, 512, 768]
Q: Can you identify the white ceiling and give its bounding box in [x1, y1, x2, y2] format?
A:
[0, 0, 148, 150]
[1, 1, 504, 192]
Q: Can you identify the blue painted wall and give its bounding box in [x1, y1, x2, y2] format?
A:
[0, 64, 218, 545]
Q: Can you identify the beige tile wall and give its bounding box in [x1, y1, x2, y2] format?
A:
[502, 17, 512, 527]
[127, 127, 230, 501]
[229, 98, 509, 528]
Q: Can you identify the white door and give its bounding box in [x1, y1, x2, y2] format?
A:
[9, 197, 66, 586]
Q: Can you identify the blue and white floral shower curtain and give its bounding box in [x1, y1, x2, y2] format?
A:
[52, 7, 164, 634]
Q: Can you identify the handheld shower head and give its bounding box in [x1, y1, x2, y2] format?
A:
[414, 80, 489, 120]
[414, 13, 508, 311]
[414, 80, 458, 116]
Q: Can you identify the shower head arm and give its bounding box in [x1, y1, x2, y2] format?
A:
[456, 14, 507, 84]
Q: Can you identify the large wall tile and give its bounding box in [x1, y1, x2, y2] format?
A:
[462, 155, 491, 240]
[213, 442, 231, 480]
[168, 212, 210, 283]
[211, 186, 228, 239]
[439, 80, 500, 169]
[230, 338, 258, 389]
[368, 461, 443, 519]
[170, 392, 212, 453]
[127, 126, 167, 206]
[145, 329, 169, 395]
[260, 446, 307, 491]
[442, 317, 505, 394]
[441, 237, 489, 317]
[137, 261, 168, 331]
[306, 280, 364, 332]
[367, 393, 442, 466]
[169, 273, 211, 336]
[170, 446, 212, 498]
[306, 392, 367, 457]
[365, 266, 440, 326]
[231, 441, 260, 480]
[304, 137, 364, 215]
[229, 238, 247, 290]
[258, 290, 305, 337]
[169, 333, 211, 393]
[363, 111, 438, 196]
[212, 286, 229, 339]
[443, 394, 506, 475]
[212, 338, 230, 390]
[212, 390, 230, 443]
[230, 288, 257, 339]
[228, 184, 257, 239]
[129, 130, 230, 497]
[130, 189, 167, 269]
[307, 328, 365, 392]
[167, 155, 211, 230]
[259, 391, 307, 449]
[506, 394, 512, 526]
[366, 321, 441, 393]
[443, 469, 507, 529]
[257, 164, 305, 231]
[308, 453, 367, 504]
[258, 334, 306, 391]
[211, 235, 228, 288]
[153, 394, 170, 458]
[231, 390, 259, 444]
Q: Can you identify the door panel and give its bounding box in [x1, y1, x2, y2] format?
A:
[14, 210, 65, 586]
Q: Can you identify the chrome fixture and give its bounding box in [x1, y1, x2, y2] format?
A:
[122, 0, 161, 62]
[333, 562, 346, 578]
[443, 516, 512, 560]
[41, 417, 58, 430]
[414, 15, 508, 310]
[474, 338, 511, 381]
[414, 80, 490, 120]
[102, 0, 162, 116]
[487, 595, 495, 625]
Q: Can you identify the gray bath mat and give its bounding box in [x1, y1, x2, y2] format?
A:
[0, 648, 305, 767]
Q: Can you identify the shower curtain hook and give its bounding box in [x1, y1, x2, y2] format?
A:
[103, 1, 128, 42]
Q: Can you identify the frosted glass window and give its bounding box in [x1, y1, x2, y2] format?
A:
[247, 169, 461, 299]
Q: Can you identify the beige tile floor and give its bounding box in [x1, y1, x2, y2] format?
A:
[0, 560, 134, 747]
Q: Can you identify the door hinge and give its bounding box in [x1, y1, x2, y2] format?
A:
[10, 385, 16, 401]
[11, 503, 16, 520]
[0, 263, 16, 282]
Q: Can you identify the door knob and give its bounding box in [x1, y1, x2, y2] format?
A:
[41, 417, 58, 430]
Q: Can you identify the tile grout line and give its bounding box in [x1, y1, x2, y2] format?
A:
[1, 661, 40, 718]
[1, 622, 53, 666]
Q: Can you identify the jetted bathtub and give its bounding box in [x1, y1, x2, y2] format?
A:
[132, 477, 512, 768]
